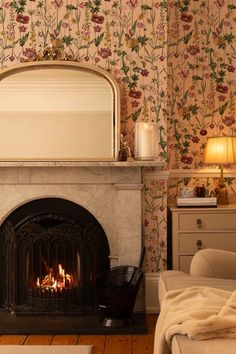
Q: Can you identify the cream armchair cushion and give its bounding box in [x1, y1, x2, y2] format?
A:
[190, 249, 236, 280]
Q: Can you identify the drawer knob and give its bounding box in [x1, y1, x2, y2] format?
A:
[196, 218, 202, 228]
[196, 239, 202, 250]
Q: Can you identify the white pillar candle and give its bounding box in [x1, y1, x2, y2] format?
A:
[135, 122, 158, 160]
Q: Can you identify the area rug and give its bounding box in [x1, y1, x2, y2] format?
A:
[0, 345, 93, 354]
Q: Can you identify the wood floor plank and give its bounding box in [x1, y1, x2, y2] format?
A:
[24, 335, 53, 345]
[51, 335, 79, 345]
[0, 335, 26, 344]
[132, 334, 154, 354]
[146, 314, 158, 333]
[78, 335, 105, 354]
[104, 335, 132, 354]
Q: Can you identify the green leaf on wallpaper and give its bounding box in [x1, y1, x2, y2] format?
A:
[228, 4, 236, 10]
[66, 4, 78, 10]
[94, 33, 104, 47]
[62, 35, 74, 46]
[138, 35, 148, 46]
[121, 65, 130, 74]
[224, 33, 235, 44]
[192, 75, 203, 81]
[57, 20, 62, 32]
[179, 0, 191, 13]
[86, 0, 101, 14]
[219, 102, 228, 115]
[19, 33, 29, 47]
[131, 20, 137, 32]
[141, 4, 152, 11]
[10, 0, 26, 13]
[130, 108, 142, 121]
[183, 31, 193, 44]
[131, 74, 139, 82]
[189, 104, 199, 114]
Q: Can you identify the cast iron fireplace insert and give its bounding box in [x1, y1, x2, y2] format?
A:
[0, 198, 110, 316]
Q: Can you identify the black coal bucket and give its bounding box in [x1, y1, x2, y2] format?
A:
[95, 248, 145, 327]
[96, 266, 143, 317]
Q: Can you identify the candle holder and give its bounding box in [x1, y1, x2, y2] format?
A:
[134, 122, 158, 160]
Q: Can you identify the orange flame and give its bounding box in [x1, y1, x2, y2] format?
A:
[36, 263, 73, 290]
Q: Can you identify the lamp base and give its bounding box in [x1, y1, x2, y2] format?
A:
[215, 179, 229, 205]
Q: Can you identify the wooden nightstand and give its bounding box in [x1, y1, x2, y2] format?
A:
[169, 204, 236, 272]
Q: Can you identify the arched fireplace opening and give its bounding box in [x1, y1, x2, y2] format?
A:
[0, 198, 110, 315]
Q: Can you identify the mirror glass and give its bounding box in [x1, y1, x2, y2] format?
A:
[0, 63, 119, 161]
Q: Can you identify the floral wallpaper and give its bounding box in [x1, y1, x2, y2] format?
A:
[168, 0, 236, 170]
[0, 0, 168, 273]
[2, 0, 236, 273]
[144, 176, 167, 272]
[0, 0, 167, 152]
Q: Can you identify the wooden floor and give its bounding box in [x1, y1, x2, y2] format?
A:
[0, 315, 157, 354]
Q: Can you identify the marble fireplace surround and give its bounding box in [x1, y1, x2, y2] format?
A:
[0, 161, 163, 275]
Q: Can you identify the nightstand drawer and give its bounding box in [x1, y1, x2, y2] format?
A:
[178, 213, 236, 231]
[179, 232, 236, 253]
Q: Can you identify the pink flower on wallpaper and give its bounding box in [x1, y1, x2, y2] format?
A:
[187, 45, 200, 55]
[127, 0, 138, 9]
[93, 25, 102, 32]
[137, 22, 144, 29]
[22, 47, 37, 59]
[62, 22, 69, 28]
[219, 95, 226, 101]
[180, 155, 193, 164]
[140, 68, 149, 77]
[144, 219, 149, 227]
[81, 23, 90, 40]
[52, 0, 63, 10]
[215, 0, 225, 8]
[131, 100, 139, 107]
[91, 14, 104, 24]
[192, 136, 200, 143]
[227, 65, 235, 72]
[180, 13, 193, 22]
[128, 89, 142, 99]
[216, 84, 229, 94]
[98, 48, 112, 59]
[200, 129, 207, 136]
[156, 24, 166, 41]
[19, 25, 27, 32]
[183, 24, 190, 30]
[179, 70, 189, 79]
[222, 115, 235, 126]
[16, 14, 30, 24]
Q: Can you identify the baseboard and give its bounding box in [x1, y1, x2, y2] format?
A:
[145, 273, 160, 314]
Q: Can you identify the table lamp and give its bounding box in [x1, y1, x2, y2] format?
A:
[204, 136, 236, 204]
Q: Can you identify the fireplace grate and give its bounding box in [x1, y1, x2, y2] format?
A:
[0, 198, 110, 316]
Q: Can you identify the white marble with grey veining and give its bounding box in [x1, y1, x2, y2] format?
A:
[0, 165, 146, 269]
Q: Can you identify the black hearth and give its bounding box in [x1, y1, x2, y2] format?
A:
[0, 198, 110, 316]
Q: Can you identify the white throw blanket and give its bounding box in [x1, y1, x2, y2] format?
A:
[154, 286, 236, 354]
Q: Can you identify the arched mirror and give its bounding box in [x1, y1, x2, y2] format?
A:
[0, 61, 120, 161]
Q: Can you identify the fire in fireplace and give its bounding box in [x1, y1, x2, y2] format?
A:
[0, 198, 110, 316]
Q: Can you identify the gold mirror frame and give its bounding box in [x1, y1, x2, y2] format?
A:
[0, 60, 120, 161]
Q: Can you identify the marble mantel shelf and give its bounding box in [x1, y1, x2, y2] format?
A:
[0, 160, 165, 168]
